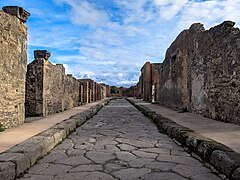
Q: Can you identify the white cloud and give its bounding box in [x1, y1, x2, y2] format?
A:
[55, 0, 110, 27]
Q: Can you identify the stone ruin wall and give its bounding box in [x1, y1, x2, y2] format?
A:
[158, 21, 240, 125]
[26, 51, 80, 117]
[0, 7, 29, 128]
[151, 63, 161, 102]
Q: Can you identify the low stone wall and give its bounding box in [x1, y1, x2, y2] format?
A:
[0, 98, 111, 180]
[128, 98, 240, 180]
[0, 7, 30, 129]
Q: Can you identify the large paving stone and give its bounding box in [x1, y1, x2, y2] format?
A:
[157, 154, 202, 166]
[112, 168, 151, 180]
[85, 151, 114, 164]
[132, 150, 158, 159]
[128, 158, 154, 168]
[146, 161, 176, 171]
[172, 164, 211, 178]
[191, 173, 221, 180]
[142, 172, 187, 180]
[69, 164, 103, 172]
[115, 152, 137, 161]
[36, 164, 72, 175]
[19, 174, 54, 180]
[53, 172, 116, 180]
[54, 156, 92, 166]
[138, 147, 170, 154]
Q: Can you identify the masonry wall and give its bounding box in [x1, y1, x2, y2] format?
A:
[26, 53, 80, 117]
[0, 8, 29, 128]
[158, 21, 240, 124]
[141, 62, 152, 101]
[151, 63, 161, 103]
[63, 74, 79, 110]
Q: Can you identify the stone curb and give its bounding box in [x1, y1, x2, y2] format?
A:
[127, 98, 240, 180]
[0, 98, 112, 180]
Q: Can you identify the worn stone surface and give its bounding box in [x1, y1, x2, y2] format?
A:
[0, 162, 15, 180]
[19, 99, 220, 180]
[210, 150, 240, 176]
[0, 8, 28, 128]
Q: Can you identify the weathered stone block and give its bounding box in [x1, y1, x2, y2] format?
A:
[197, 141, 233, 162]
[0, 162, 15, 180]
[34, 50, 51, 60]
[210, 150, 240, 176]
[63, 119, 77, 132]
[7, 136, 55, 165]
[0, 152, 30, 176]
[232, 167, 240, 180]
[2, 6, 30, 23]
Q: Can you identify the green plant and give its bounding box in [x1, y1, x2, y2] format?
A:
[0, 124, 5, 132]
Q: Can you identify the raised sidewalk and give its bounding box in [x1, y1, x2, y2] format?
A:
[0, 100, 107, 153]
[128, 98, 240, 180]
[0, 99, 111, 180]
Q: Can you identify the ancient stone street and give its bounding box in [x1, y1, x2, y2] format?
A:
[19, 99, 220, 180]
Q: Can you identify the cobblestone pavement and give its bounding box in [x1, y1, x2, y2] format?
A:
[19, 99, 220, 180]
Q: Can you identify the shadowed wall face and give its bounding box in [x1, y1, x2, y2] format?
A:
[0, 7, 29, 128]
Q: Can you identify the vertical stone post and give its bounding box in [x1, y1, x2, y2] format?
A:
[25, 50, 51, 117]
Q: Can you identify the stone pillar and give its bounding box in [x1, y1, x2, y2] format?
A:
[82, 80, 89, 103]
[94, 82, 97, 101]
[25, 50, 52, 117]
[0, 6, 30, 128]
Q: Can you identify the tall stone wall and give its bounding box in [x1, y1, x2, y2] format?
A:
[0, 7, 30, 128]
[158, 21, 240, 124]
[151, 63, 161, 103]
[26, 50, 79, 117]
[140, 62, 152, 101]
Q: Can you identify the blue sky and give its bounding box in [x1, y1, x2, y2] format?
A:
[1, 0, 240, 87]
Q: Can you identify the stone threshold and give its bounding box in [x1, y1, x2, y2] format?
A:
[0, 98, 112, 180]
[127, 98, 240, 180]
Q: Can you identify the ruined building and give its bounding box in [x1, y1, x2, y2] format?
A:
[0, 6, 110, 128]
[136, 21, 240, 125]
[0, 6, 30, 128]
[26, 51, 110, 117]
